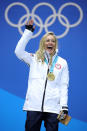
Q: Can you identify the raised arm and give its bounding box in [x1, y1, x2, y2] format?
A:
[14, 19, 35, 65]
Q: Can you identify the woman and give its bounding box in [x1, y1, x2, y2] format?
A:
[15, 19, 69, 131]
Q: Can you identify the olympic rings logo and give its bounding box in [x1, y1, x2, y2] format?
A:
[5, 2, 83, 39]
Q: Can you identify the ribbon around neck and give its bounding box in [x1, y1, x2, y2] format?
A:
[45, 55, 58, 73]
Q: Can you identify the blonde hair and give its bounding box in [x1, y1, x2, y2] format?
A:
[35, 32, 58, 65]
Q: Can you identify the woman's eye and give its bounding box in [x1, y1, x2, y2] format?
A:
[46, 39, 55, 42]
[52, 40, 55, 43]
[46, 40, 50, 42]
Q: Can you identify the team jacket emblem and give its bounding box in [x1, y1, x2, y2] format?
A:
[55, 63, 61, 70]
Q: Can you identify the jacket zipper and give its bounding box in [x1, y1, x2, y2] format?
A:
[41, 68, 49, 112]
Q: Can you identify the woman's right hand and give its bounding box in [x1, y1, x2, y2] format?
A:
[25, 19, 35, 32]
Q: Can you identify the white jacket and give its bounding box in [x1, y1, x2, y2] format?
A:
[15, 29, 69, 114]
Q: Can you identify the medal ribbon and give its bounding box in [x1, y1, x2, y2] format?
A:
[45, 55, 58, 73]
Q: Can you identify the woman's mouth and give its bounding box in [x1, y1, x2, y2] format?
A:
[47, 46, 53, 50]
[46, 46, 55, 54]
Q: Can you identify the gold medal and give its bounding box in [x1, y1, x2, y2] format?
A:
[47, 72, 55, 81]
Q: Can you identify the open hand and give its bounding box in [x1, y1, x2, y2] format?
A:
[26, 19, 35, 31]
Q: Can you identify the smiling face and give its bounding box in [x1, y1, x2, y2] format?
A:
[44, 35, 56, 55]
[36, 32, 58, 63]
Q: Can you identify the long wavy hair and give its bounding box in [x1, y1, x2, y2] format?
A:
[35, 32, 58, 65]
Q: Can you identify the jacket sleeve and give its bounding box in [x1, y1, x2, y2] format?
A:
[60, 60, 69, 111]
[14, 29, 33, 65]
